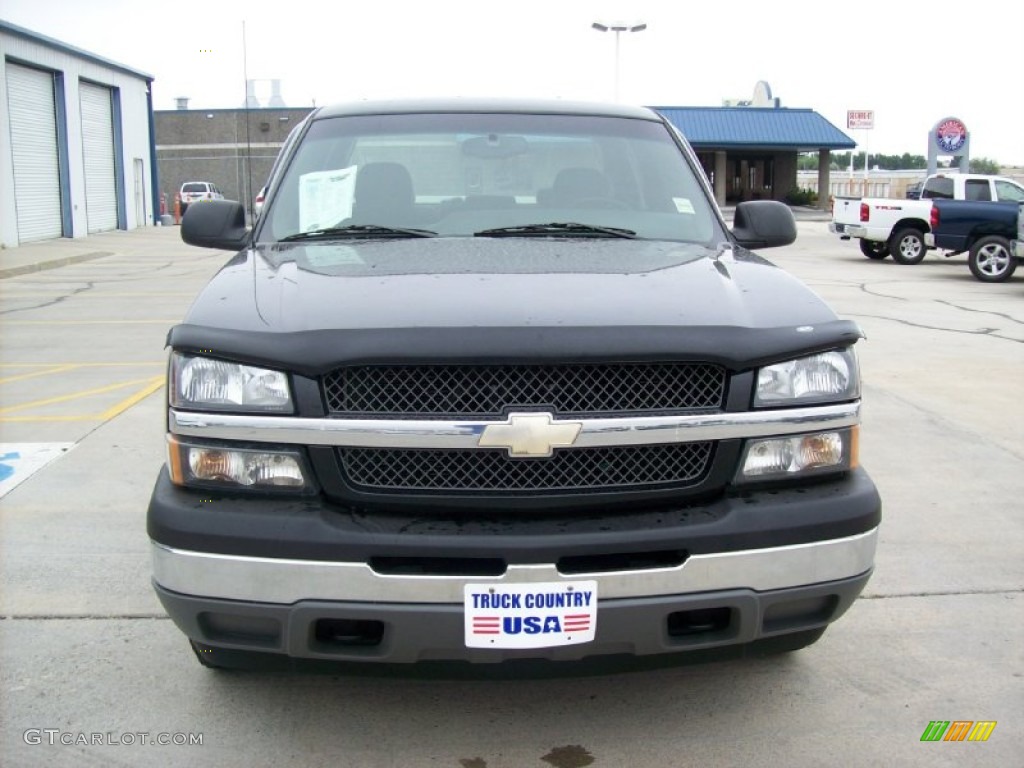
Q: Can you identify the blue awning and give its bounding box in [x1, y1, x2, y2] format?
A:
[651, 106, 855, 152]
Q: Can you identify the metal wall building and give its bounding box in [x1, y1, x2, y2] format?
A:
[155, 106, 313, 215]
[0, 21, 157, 248]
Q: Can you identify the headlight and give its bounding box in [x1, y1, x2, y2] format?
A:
[167, 436, 312, 492]
[755, 348, 859, 406]
[170, 353, 292, 412]
[736, 428, 857, 483]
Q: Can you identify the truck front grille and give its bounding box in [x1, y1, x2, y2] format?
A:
[338, 442, 714, 493]
[322, 362, 726, 419]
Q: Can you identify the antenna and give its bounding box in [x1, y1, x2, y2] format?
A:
[242, 21, 253, 220]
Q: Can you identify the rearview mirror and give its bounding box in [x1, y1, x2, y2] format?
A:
[461, 134, 529, 159]
[180, 200, 249, 251]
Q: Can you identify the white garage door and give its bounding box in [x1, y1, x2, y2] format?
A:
[6, 63, 63, 243]
[80, 81, 118, 233]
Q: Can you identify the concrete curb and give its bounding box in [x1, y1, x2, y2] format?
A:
[0, 251, 113, 280]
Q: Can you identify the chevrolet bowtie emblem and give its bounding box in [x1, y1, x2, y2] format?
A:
[478, 413, 583, 457]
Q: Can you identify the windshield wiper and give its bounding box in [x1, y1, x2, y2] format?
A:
[280, 224, 437, 242]
[474, 222, 637, 239]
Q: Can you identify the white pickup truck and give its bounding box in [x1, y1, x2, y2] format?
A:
[830, 174, 1024, 264]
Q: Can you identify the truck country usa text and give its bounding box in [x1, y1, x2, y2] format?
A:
[470, 589, 595, 638]
[470, 590, 594, 610]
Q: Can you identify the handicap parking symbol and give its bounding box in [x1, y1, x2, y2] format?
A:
[0, 452, 21, 482]
[0, 444, 74, 498]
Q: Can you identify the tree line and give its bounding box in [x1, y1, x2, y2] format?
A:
[798, 152, 1001, 174]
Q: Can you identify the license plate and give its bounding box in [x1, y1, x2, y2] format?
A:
[464, 581, 598, 649]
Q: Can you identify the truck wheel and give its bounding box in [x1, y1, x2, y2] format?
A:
[858, 240, 889, 260]
[968, 236, 1017, 282]
[889, 228, 926, 264]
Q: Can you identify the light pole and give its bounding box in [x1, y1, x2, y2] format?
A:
[591, 21, 647, 101]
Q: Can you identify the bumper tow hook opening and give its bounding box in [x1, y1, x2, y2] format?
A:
[667, 607, 732, 637]
[314, 618, 385, 649]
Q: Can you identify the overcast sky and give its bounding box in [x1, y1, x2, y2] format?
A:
[3, 0, 1022, 164]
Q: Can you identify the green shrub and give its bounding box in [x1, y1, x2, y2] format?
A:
[784, 187, 818, 206]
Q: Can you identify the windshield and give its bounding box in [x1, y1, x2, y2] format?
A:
[257, 112, 720, 244]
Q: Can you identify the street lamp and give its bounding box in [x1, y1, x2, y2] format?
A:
[591, 21, 647, 101]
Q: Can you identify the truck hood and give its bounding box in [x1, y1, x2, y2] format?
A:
[172, 238, 861, 373]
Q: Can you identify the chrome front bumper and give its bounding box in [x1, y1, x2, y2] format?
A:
[153, 530, 877, 662]
[152, 528, 878, 605]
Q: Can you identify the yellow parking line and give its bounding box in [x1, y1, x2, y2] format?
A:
[2, 320, 177, 325]
[0, 377, 160, 414]
[0, 376, 165, 422]
[98, 376, 165, 420]
[0, 414, 104, 422]
[1, 292, 196, 298]
[0, 364, 82, 384]
[0, 362, 165, 367]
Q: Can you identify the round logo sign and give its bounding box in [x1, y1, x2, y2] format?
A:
[935, 118, 967, 153]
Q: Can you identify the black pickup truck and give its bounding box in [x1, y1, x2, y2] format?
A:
[149, 99, 880, 670]
[925, 198, 1024, 281]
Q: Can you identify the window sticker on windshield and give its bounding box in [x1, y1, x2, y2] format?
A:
[673, 197, 696, 214]
[304, 245, 364, 268]
[299, 166, 357, 232]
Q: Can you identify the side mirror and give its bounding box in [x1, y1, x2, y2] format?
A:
[731, 200, 797, 249]
[180, 200, 249, 251]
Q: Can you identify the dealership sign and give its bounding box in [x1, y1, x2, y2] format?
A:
[847, 110, 874, 130]
[934, 117, 968, 153]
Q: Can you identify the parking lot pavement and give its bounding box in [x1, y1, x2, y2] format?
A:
[1, 223, 1022, 767]
[0, 228, 218, 448]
